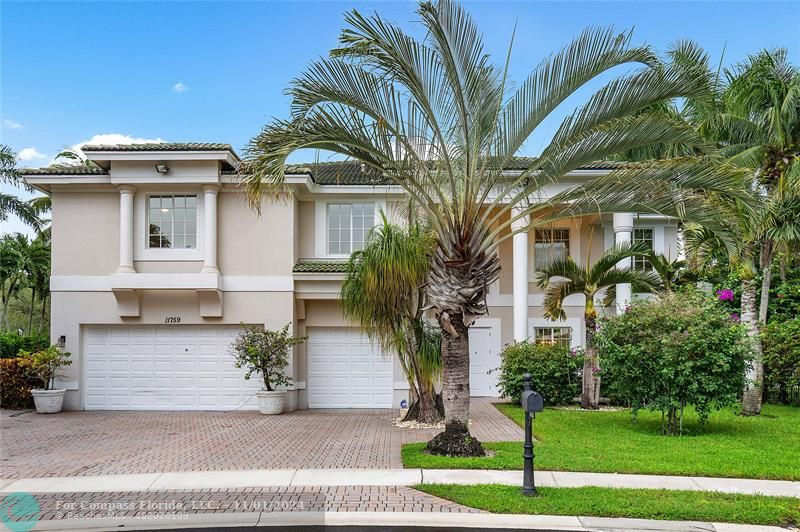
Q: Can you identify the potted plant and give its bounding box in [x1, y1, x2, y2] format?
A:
[231, 323, 306, 415]
[23, 346, 72, 414]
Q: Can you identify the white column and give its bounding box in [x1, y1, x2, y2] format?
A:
[202, 185, 220, 273]
[117, 186, 136, 273]
[613, 212, 634, 314]
[512, 208, 530, 342]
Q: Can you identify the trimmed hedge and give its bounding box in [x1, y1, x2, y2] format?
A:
[0, 332, 49, 359]
[0, 358, 39, 409]
[495, 341, 582, 405]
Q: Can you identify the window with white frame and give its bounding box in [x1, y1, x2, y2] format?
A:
[327, 202, 375, 255]
[148, 195, 197, 249]
[534, 327, 572, 346]
[534, 228, 570, 271]
[632, 228, 654, 270]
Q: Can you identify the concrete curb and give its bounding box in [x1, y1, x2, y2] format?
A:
[28, 510, 793, 531]
[2, 468, 798, 498]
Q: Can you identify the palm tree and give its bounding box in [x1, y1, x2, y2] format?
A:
[536, 242, 660, 408]
[715, 49, 800, 327]
[241, 0, 745, 454]
[0, 145, 43, 231]
[0, 234, 50, 330]
[644, 252, 698, 291]
[681, 50, 800, 415]
[341, 214, 443, 423]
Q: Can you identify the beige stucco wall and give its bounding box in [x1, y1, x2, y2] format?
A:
[217, 190, 295, 276]
[296, 201, 315, 258]
[51, 191, 120, 276]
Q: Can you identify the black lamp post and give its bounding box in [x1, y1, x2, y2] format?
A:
[520, 373, 543, 496]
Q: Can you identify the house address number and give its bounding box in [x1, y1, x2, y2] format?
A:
[164, 316, 181, 324]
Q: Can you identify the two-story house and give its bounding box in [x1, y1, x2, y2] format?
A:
[22, 142, 678, 411]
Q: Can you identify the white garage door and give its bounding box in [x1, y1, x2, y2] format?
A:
[306, 327, 393, 408]
[83, 325, 261, 410]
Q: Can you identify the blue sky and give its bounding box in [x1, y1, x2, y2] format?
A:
[1, 0, 798, 233]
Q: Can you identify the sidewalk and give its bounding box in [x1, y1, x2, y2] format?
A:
[3, 467, 799, 497]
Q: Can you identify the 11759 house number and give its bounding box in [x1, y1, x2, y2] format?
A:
[164, 316, 181, 324]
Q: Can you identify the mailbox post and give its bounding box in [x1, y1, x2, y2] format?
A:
[520, 373, 543, 496]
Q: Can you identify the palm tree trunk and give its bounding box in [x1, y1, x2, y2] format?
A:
[38, 293, 49, 333]
[741, 278, 763, 415]
[27, 287, 36, 334]
[582, 312, 600, 409]
[758, 241, 773, 325]
[425, 311, 484, 456]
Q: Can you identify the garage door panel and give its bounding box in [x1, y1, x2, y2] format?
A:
[307, 327, 393, 409]
[83, 325, 262, 411]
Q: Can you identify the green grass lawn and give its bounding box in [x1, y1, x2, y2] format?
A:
[416, 484, 800, 527]
[402, 403, 800, 480]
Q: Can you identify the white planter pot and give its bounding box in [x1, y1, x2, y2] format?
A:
[256, 390, 286, 415]
[31, 389, 66, 414]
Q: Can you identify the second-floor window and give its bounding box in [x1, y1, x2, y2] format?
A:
[148, 195, 197, 249]
[534, 228, 570, 271]
[327, 202, 374, 255]
[632, 228, 654, 270]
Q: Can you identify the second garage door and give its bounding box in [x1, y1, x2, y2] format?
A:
[306, 327, 393, 408]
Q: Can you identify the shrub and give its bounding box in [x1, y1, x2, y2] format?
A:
[0, 358, 38, 409]
[20, 346, 72, 390]
[230, 323, 306, 391]
[0, 332, 49, 358]
[495, 341, 582, 405]
[597, 289, 751, 435]
[762, 318, 800, 405]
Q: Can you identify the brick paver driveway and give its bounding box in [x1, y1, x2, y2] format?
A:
[0, 399, 521, 478]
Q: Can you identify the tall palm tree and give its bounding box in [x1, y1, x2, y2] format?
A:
[682, 50, 800, 415]
[341, 214, 443, 423]
[715, 49, 800, 328]
[0, 234, 50, 330]
[241, 0, 745, 454]
[0, 145, 42, 231]
[536, 242, 660, 408]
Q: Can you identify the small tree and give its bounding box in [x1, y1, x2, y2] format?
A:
[22, 346, 72, 390]
[536, 242, 660, 409]
[597, 289, 751, 435]
[231, 324, 306, 391]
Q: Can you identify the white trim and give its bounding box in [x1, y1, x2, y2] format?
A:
[314, 198, 385, 258]
[82, 149, 238, 167]
[486, 292, 585, 308]
[528, 317, 583, 348]
[135, 190, 204, 262]
[50, 275, 294, 292]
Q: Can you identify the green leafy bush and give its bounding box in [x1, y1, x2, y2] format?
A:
[495, 341, 582, 405]
[0, 358, 38, 409]
[597, 289, 751, 435]
[231, 323, 306, 391]
[762, 318, 800, 405]
[0, 332, 49, 358]
[20, 346, 72, 390]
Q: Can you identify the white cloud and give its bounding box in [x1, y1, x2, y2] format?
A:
[18, 147, 46, 161]
[3, 119, 23, 129]
[172, 81, 188, 93]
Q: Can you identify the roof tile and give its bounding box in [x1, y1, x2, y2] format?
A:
[293, 260, 349, 273]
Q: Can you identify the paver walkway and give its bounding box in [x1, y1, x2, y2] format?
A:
[0, 398, 521, 478]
